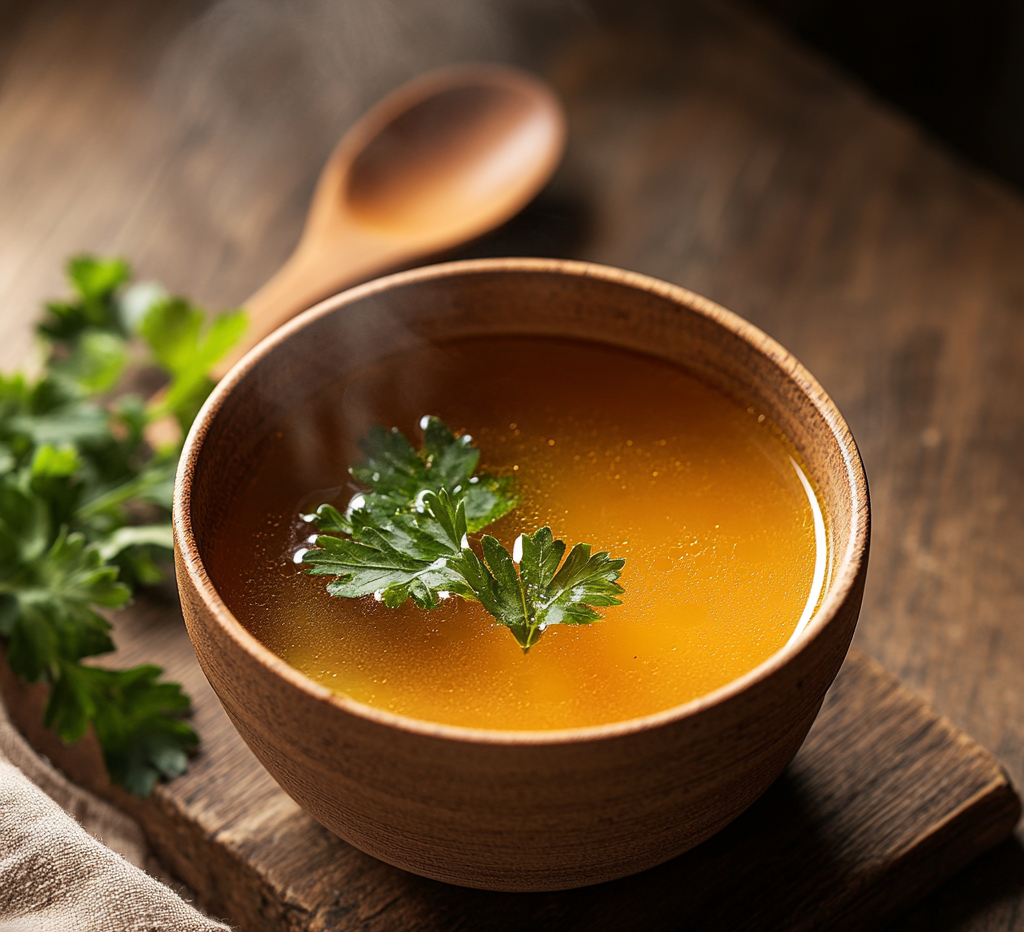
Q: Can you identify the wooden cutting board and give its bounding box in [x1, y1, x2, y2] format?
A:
[2, 599, 1019, 932]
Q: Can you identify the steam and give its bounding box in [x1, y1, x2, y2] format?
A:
[142, 0, 585, 314]
[159, 0, 585, 131]
[148, 0, 587, 489]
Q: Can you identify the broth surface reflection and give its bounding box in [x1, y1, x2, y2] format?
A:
[207, 336, 824, 730]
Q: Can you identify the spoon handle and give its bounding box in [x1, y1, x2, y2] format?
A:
[212, 62, 565, 377]
[214, 230, 390, 378]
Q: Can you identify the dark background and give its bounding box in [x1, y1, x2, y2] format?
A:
[4, 0, 1023, 192]
[751, 0, 1024, 191]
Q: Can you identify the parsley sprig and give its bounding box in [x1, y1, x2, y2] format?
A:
[0, 255, 245, 795]
[302, 419, 625, 650]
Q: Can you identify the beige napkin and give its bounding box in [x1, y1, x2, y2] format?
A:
[0, 700, 229, 932]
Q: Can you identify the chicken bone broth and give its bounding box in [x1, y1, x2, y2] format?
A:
[206, 336, 827, 731]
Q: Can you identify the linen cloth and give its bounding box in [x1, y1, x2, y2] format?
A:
[0, 699, 229, 932]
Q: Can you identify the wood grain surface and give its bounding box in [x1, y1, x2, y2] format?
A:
[4, 0, 1024, 927]
[3, 605, 1018, 932]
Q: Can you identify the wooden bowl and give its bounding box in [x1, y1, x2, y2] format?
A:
[173, 258, 870, 892]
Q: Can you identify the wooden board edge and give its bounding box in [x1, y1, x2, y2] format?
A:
[3, 644, 1021, 932]
[823, 649, 1023, 930]
[830, 775, 1021, 931]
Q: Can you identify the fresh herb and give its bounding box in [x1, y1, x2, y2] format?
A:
[140, 296, 247, 436]
[344, 417, 518, 532]
[302, 419, 625, 650]
[0, 255, 245, 796]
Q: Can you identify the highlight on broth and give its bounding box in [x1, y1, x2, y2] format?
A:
[206, 336, 828, 731]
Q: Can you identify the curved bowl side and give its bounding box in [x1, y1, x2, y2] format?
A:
[177, 549, 863, 890]
[174, 258, 869, 891]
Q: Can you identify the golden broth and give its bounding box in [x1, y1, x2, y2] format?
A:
[207, 336, 825, 731]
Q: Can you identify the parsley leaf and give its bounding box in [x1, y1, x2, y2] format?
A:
[303, 422, 625, 650]
[349, 417, 517, 532]
[37, 256, 130, 345]
[47, 662, 197, 797]
[140, 297, 247, 434]
[0, 254, 242, 795]
[50, 330, 130, 397]
[442, 502, 626, 650]
[0, 528, 126, 680]
[303, 492, 471, 610]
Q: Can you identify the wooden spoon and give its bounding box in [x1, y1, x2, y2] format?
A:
[218, 62, 566, 376]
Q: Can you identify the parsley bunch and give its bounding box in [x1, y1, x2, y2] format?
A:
[0, 256, 245, 796]
[303, 418, 625, 650]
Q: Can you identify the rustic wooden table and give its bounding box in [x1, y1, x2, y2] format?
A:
[3, 0, 1024, 928]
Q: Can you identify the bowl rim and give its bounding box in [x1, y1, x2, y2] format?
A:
[174, 257, 869, 746]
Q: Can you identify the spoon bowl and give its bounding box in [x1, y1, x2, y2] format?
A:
[232, 64, 565, 370]
[344, 77, 562, 238]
